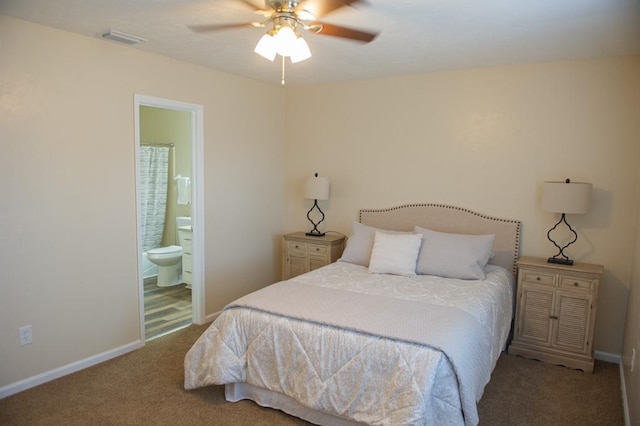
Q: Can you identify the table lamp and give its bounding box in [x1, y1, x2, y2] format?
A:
[541, 178, 592, 265]
[303, 173, 330, 237]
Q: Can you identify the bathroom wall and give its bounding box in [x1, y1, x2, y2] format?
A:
[140, 106, 192, 246]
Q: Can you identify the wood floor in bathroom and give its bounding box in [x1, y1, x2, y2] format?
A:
[144, 277, 192, 341]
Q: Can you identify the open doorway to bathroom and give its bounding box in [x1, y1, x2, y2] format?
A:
[134, 95, 205, 342]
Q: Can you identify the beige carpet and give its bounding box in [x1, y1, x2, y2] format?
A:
[0, 324, 624, 425]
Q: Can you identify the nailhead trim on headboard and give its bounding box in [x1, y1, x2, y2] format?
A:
[359, 203, 522, 276]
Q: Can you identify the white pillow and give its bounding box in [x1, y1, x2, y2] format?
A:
[339, 221, 393, 267]
[414, 226, 495, 280]
[368, 231, 422, 276]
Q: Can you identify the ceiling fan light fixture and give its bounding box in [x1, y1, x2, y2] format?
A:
[273, 26, 297, 56]
[254, 33, 277, 61]
[255, 24, 311, 63]
[290, 36, 312, 63]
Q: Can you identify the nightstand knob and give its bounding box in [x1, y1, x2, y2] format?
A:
[550, 315, 559, 320]
[536, 277, 541, 281]
[315, 248, 320, 251]
[295, 245, 299, 248]
[574, 282, 579, 286]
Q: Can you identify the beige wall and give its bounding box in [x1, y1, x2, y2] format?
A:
[621, 168, 640, 424]
[284, 57, 640, 356]
[140, 106, 192, 246]
[0, 15, 284, 389]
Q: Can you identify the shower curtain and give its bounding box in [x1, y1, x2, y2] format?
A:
[139, 145, 170, 252]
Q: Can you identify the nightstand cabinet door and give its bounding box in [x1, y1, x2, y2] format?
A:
[509, 256, 603, 373]
[553, 289, 594, 354]
[517, 283, 555, 346]
[308, 255, 329, 272]
[283, 232, 345, 280]
[288, 251, 309, 278]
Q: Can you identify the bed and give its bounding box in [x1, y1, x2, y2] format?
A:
[184, 204, 521, 425]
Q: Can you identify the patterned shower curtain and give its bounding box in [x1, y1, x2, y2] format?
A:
[139, 145, 170, 252]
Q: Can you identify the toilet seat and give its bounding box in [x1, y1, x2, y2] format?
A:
[147, 245, 182, 259]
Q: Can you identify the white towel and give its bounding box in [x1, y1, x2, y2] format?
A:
[176, 176, 191, 205]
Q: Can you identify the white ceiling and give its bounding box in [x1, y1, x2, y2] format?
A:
[2, 0, 640, 86]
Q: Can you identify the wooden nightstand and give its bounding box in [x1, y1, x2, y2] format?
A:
[283, 232, 345, 280]
[508, 256, 604, 372]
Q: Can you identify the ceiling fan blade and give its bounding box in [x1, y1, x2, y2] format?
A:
[187, 22, 259, 33]
[237, 0, 264, 11]
[239, 0, 274, 17]
[297, 0, 365, 18]
[311, 22, 378, 43]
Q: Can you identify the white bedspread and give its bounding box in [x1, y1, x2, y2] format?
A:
[184, 262, 514, 425]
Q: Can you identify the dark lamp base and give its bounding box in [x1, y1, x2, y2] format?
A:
[305, 232, 326, 237]
[548, 257, 574, 266]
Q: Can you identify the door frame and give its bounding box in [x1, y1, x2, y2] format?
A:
[134, 94, 206, 338]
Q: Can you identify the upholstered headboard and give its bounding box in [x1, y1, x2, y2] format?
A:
[359, 204, 521, 276]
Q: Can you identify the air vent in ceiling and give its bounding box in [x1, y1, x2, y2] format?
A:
[101, 30, 147, 45]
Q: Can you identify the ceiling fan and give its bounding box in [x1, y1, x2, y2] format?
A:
[188, 0, 378, 77]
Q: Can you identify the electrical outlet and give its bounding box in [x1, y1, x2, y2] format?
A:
[19, 325, 32, 346]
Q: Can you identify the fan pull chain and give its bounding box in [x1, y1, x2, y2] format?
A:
[281, 55, 286, 86]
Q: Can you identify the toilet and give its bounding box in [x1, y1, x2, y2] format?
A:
[146, 245, 183, 287]
[146, 217, 191, 287]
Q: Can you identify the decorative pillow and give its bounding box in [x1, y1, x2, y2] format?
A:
[368, 231, 422, 276]
[339, 221, 391, 267]
[414, 226, 495, 280]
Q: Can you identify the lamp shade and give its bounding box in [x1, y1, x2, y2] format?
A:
[304, 174, 329, 200]
[542, 180, 592, 214]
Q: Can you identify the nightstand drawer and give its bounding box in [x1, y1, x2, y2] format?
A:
[559, 275, 595, 290]
[521, 270, 555, 286]
[307, 244, 328, 256]
[287, 241, 307, 253]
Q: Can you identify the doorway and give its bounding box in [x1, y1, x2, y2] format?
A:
[134, 95, 205, 342]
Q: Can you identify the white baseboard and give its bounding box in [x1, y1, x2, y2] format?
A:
[204, 309, 222, 324]
[594, 350, 620, 363]
[0, 340, 143, 399]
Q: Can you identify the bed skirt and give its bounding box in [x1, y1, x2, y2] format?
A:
[225, 382, 363, 426]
